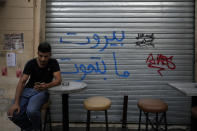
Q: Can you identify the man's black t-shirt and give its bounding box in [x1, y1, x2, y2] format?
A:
[23, 58, 60, 88]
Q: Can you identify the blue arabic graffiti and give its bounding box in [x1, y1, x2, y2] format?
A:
[112, 52, 130, 78]
[59, 31, 130, 81]
[59, 31, 125, 52]
[61, 52, 130, 81]
[60, 56, 106, 81]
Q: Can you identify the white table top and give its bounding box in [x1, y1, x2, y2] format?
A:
[49, 81, 87, 94]
[168, 82, 197, 96]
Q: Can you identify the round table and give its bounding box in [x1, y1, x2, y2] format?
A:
[49, 81, 87, 131]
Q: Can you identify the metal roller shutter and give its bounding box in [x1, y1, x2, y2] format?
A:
[46, 0, 194, 124]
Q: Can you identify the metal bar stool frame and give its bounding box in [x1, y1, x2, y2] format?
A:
[138, 109, 167, 131]
[138, 98, 168, 131]
[86, 110, 109, 131]
[21, 103, 52, 131]
[84, 96, 111, 131]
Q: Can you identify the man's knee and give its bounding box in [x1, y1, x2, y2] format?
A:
[11, 111, 23, 121]
[26, 107, 40, 118]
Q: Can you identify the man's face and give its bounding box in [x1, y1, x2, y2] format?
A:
[37, 51, 51, 67]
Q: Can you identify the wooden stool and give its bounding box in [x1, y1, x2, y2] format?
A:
[83, 96, 111, 131]
[192, 106, 197, 119]
[21, 101, 52, 131]
[41, 101, 52, 131]
[191, 106, 197, 131]
[137, 98, 168, 131]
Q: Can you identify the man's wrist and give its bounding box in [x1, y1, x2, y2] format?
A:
[45, 83, 50, 89]
[14, 101, 19, 106]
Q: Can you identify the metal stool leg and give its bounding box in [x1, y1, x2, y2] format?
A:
[156, 113, 158, 131]
[145, 112, 149, 131]
[40, 115, 43, 131]
[105, 110, 109, 131]
[43, 109, 48, 131]
[48, 108, 52, 131]
[164, 112, 167, 131]
[43, 107, 52, 131]
[138, 109, 142, 131]
[86, 110, 91, 131]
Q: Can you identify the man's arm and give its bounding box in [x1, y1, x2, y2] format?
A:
[45, 71, 62, 88]
[34, 71, 62, 91]
[7, 74, 29, 116]
[14, 74, 29, 105]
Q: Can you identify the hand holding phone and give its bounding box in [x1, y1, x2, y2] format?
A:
[34, 82, 46, 91]
[35, 82, 41, 85]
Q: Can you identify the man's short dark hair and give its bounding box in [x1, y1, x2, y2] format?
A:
[38, 42, 51, 53]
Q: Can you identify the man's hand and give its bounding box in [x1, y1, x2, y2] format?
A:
[34, 82, 47, 91]
[7, 104, 20, 117]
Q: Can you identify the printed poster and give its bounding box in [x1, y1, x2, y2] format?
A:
[3, 33, 24, 50]
[6, 52, 16, 67]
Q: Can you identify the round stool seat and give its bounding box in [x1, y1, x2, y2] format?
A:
[138, 98, 168, 113]
[192, 106, 197, 119]
[84, 96, 111, 111]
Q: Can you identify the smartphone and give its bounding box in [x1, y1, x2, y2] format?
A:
[35, 82, 41, 85]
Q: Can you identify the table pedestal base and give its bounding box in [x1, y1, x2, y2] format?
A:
[191, 96, 197, 131]
[62, 94, 69, 131]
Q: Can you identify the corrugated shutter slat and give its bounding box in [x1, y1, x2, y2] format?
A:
[46, 0, 194, 124]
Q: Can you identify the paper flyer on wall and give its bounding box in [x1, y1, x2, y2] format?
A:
[3, 33, 24, 51]
[6, 52, 16, 67]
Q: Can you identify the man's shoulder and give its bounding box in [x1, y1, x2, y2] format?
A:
[48, 58, 60, 71]
[49, 58, 58, 63]
[27, 58, 37, 64]
[23, 58, 37, 72]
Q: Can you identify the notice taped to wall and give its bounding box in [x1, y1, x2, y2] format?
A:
[6, 52, 16, 67]
[3, 33, 24, 50]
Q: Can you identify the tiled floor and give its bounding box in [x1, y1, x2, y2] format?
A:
[47, 126, 189, 131]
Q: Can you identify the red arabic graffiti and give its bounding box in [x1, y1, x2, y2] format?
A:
[146, 53, 176, 76]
